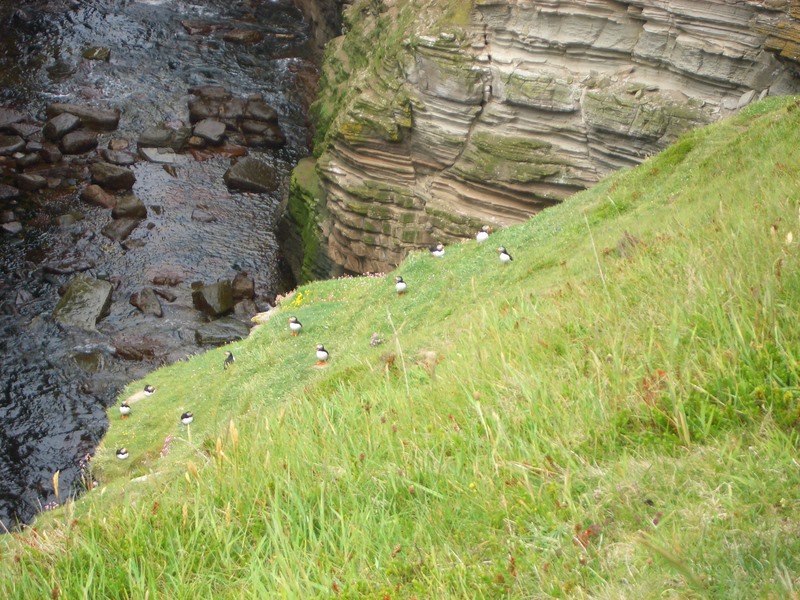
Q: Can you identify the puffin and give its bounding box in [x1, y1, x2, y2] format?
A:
[119, 401, 131, 419]
[316, 343, 330, 366]
[288, 316, 303, 336]
[430, 243, 445, 258]
[476, 225, 490, 243]
[223, 350, 235, 370]
[498, 246, 513, 263]
[181, 411, 194, 425]
[125, 384, 156, 405]
[116, 448, 129, 460]
[395, 276, 407, 294]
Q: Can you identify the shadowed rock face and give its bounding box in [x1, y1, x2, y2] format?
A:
[299, 0, 800, 275]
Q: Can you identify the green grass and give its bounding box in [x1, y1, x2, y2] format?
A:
[3, 96, 800, 598]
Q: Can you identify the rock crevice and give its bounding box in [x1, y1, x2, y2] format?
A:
[290, 0, 800, 276]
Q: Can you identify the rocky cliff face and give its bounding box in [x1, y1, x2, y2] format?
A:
[291, 0, 800, 276]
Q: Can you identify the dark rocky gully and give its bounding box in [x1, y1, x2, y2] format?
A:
[0, 0, 324, 529]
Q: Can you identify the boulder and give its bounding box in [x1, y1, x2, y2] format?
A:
[60, 130, 98, 154]
[112, 194, 147, 219]
[244, 99, 279, 123]
[99, 148, 136, 165]
[1, 221, 22, 235]
[80, 184, 116, 209]
[193, 118, 226, 145]
[129, 287, 162, 317]
[138, 146, 180, 164]
[0, 184, 20, 201]
[46, 103, 120, 130]
[91, 162, 136, 190]
[16, 153, 40, 169]
[52, 275, 113, 330]
[223, 29, 263, 44]
[16, 173, 47, 192]
[194, 316, 250, 346]
[223, 156, 278, 193]
[40, 144, 62, 163]
[0, 135, 25, 156]
[101, 217, 141, 241]
[43, 112, 81, 141]
[138, 125, 191, 152]
[82, 47, 110, 61]
[0, 108, 25, 131]
[231, 271, 255, 300]
[233, 298, 258, 321]
[192, 280, 233, 316]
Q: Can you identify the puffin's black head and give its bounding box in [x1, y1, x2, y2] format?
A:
[396, 276, 404, 283]
[144, 384, 155, 394]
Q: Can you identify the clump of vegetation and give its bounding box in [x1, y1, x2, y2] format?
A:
[2, 97, 800, 597]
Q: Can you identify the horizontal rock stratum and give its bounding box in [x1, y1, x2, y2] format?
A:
[298, 0, 800, 275]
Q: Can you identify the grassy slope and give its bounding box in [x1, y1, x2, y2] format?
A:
[3, 98, 800, 598]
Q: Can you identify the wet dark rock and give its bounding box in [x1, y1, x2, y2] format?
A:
[220, 97, 246, 123]
[112, 194, 147, 219]
[244, 99, 279, 123]
[139, 147, 180, 164]
[16, 153, 41, 169]
[60, 130, 98, 154]
[191, 208, 216, 223]
[0, 108, 25, 131]
[192, 280, 233, 316]
[153, 288, 177, 302]
[0, 135, 25, 155]
[189, 85, 232, 100]
[223, 156, 278, 193]
[223, 29, 264, 44]
[16, 173, 47, 191]
[109, 139, 129, 151]
[80, 184, 116, 209]
[82, 47, 110, 61]
[99, 148, 136, 166]
[0, 210, 14, 223]
[52, 274, 113, 330]
[10, 122, 42, 138]
[43, 112, 81, 142]
[0, 183, 20, 200]
[43, 258, 95, 275]
[47, 103, 121, 130]
[91, 162, 136, 190]
[129, 287, 163, 317]
[233, 298, 258, 321]
[180, 20, 229, 36]
[56, 213, 83, 227]
[101, 217, 141, 241]
[25, 140, 43, 152]
[188, 98, 220, 123]
[231, 271, 255, 300]
[138, 125, 191, 152]
[194, 316, 250, 346]
[1, 221, 22, 234]
[193, 118, 226, 145]
[113, 334, 165, 360]
[245, 127, 286, 149]
[40, 144, 62, 163]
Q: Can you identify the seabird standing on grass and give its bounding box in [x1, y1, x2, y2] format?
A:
[395, 276, 407, 294]
[498, 246, 513, 263]
[430, 243, 445, 258]
[119, 401, 131, 419]
[288, 316, 303, 336]
[181, 411, 194, 425]
[116, 448, 129, 460]
[126, 384, 156, 405]
[476, 225, 490, 243]
[316, 344, 330, 366]
[144, 384, 155, 395]
[223, 351, 235, 370]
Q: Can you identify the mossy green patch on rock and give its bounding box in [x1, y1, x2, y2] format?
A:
[503, 71, 579, 112]
[283, 158, 332, 284]
[454, 131, 563, 184]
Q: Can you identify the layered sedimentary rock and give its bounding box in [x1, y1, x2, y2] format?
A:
[293, 0, 800, 275]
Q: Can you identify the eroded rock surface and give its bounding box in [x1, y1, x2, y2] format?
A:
[300, 0, 800, 274]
